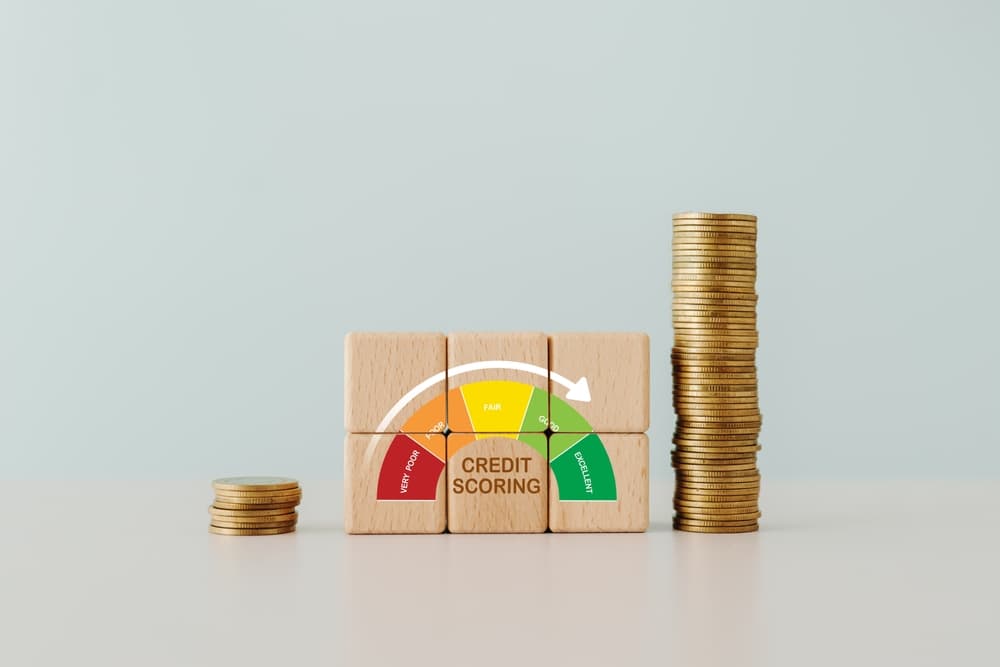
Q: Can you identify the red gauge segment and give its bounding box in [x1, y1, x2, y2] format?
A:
[376, 434, 444, 500]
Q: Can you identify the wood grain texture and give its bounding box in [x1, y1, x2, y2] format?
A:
[548, 332, 649, 432]
[549, 434, 649, 533]
[446, 332, 547, 431]
[447, 434, 548, 533]
[344, 332, 446, 433]
[344, 433, 446, 534]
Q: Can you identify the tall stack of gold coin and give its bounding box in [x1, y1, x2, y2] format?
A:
[209, 477, 301, 535]
[672, 212, 761, 533]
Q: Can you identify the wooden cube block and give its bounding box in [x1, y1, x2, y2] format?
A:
[447, 431, 548, 533]
[446, 332, 548, 433]
[344, 433, 446, 534]
[345, 332, 447, 433]
[548, 332, 649, 432]
[548, 433, 648, 532]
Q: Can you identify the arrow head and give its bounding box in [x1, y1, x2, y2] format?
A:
[565, 376, 591, 402]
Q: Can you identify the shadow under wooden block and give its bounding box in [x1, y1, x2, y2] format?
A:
[345, 332, 447, 433]
[548, 332, 649, 432]
[548, 433, 648, 533]
[447, 432, 548, 533]
[446, 332, 548, 433]
[344, 433, 446, 534]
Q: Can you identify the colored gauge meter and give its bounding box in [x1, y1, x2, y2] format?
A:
[374, 381, 616, 502]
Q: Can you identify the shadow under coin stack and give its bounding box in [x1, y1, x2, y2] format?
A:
[671, 212, 761, 533]
[209, 477, 301, 535]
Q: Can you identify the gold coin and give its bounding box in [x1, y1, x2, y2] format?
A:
[209, 525, 296, 536]
[675, 495, 759, 505]
[674, 446, 760, 455]
[209, 511, 298, 524]
[673, 516, 759, 527]
[674, 383, 757, 392]
[677, 416, 762, 426]
[673, 245, 757, 253]
[674, 410, 761, 419]
[675, 330, 759, 339]
[675, 511, 762, 522]
[673, 251, 758, 260]
[673, 372, 757, 387]
[677, 430, 762, 440]
[673, 279, 757, 289]
[674, 498, 759, 509]
[672, 262, 756, 271]
[671, 228, 760, 239]
[672, 249, 757, 257]
[672, 212, 757, 222]
[675, 488, 760, 498]
[677, 423, 762, 434]
[673, 320, 758, 329]
[673, 432, 760, 442]
[676, 469, 760, 479]
[674, 327, 758, 335]
[673, 293, 758, 301]
[673, 296, 758, 303]
[214, 493, 302, 505]
[676, 415, 762, 425]
[673, 456, 759, 465]
[673, 282, 757, 291]
[676, 472, 760, 481]
[212, 476, 299, 492]
[671, 378, 757, 392]
[673, 346, 758, 354]
[676, 483, 760, 492]
[672, 451, 759, 462]
[673, 260, 757, 269]
[672, 310, 757, 319]
[211, 518, 298, 530]
[673, 458, 759, 468]
[214, 488, 301, 498]
[672, 245, 757, 254]
[674, 344, 758, 353]
[673, 396, 760, 412]
[672, 305, 757, 314]
[673, 229, 756, 239]
[209, 506, 298, 518]
[672, 361, 757, 370]
[674, 376, 759, 384]
[674, 464, 759, 472]
[675, 483, 760, 492]
[677, 476, 761, 486]
[675, 461, 758, 471]
[672, 306, 757, 315]
[674, 424, 761, 434]
[673, 523, 759, 533]
[673, 311, 757, 319]
[672, 267, 757, 276]
[212, 500, 300, 511]
[672, 223, 758, 233]
[673, 447, 759, 456]
[674, 505, 759, 515]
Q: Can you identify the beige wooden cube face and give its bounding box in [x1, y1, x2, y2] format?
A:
[344, 433, 446, 534]
[447, 433, 548, 533]
[548, 332, 649, 432]
[446, 332, 548, 432]
[549, 433, 648, 533]
[344, 332, 446, 433]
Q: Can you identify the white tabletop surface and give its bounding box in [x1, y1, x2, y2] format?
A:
[1, 480, 997, 666]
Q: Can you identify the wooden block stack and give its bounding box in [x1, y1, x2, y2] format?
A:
[344, 332, 649, 534]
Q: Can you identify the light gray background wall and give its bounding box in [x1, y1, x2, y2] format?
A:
[2, 1, 997, 479]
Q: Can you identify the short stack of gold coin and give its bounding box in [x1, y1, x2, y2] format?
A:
[672, 212, 761, 533]
[209, 477, 301, 535]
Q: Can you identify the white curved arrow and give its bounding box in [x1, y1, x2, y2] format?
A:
[374, 360, 590, 434]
